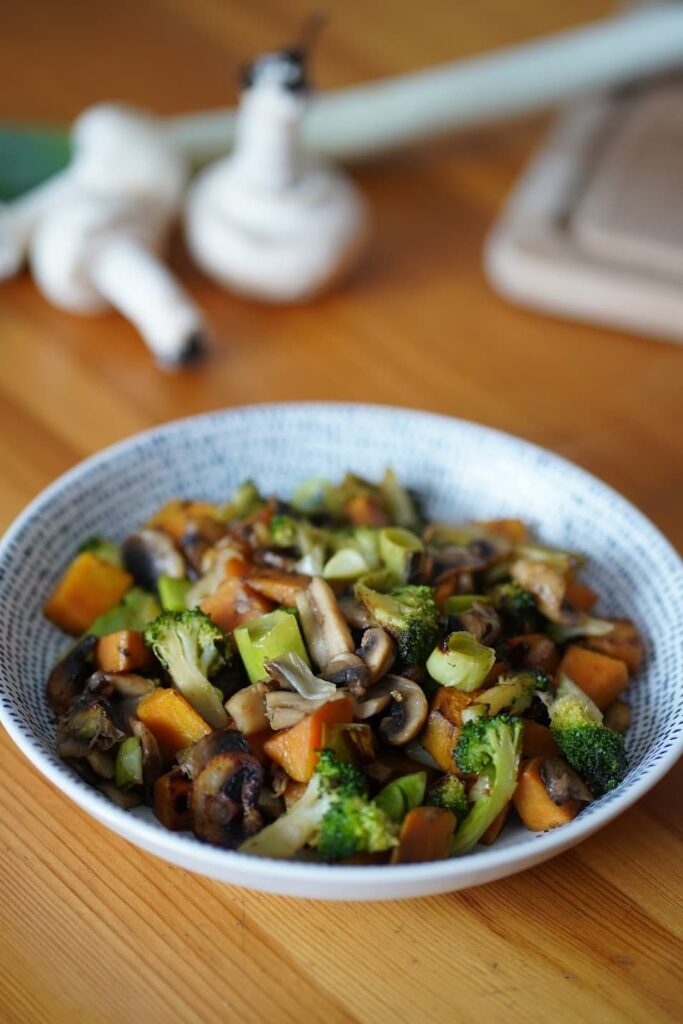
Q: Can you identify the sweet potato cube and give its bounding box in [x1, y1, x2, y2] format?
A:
[392, 806, 456, 863]
[137, 688, 212, 762]
[513, 757, 581, 831]
[559, 645, 629, 710]
[263, 696, 354, 782]
[44, 552, 133, 635]
[96, 630, 154, 674]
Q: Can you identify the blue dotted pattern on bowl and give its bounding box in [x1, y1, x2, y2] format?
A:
[0, 403, 681, 847]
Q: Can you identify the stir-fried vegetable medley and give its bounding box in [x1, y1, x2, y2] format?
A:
[44, 470, 643, 863]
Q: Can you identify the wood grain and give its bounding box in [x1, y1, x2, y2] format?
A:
[1, 2, 682, 1022]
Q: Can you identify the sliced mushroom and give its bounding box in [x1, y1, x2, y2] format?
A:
[130, 718, 163, 795]
[356, 627, 396, 684]
[176, 728, 249, 779]
[338, 596, 375, 630]
[353, 674, 428, 746]
[122, 529, 186, 591]
[265, 652, 336, 701]
[449, 602, 501, 645]
[264, 690, 327, 730]
[46, 634, 98, 717]
[295, 577, 354, 669]
[85, 750, 115, 779]
[191, 752, 264, 847]
[56, 695, 124, 759]
[99, 781, 144, 809]
[541, 756, 593, 805]
[225, 682, 270, 735]
[178, 516, 226, 578]
[511, 558, 574, 624]
[85, 671, 156, 700]
[322, 653, 370, 696]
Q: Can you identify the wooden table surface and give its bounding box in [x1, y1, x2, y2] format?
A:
[2, 2, 682, 1021]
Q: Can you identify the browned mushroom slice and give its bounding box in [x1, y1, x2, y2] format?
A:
[85, 671, 156, 700]
[540, 757, 593, 805]
[122, 529, 186, 591]
[338, 596, 375, 630]
[511, 558, 572, 624]
[130, 718, 163, 796]
[225, 682, 270, 735]
[322, 653, 371, 696]
[85, 750, 115, 779]
[354, 675, 428, 746]
[264, 690, 328, 730]
[56, 694, 124, 759]
[191, 753, 264, 847]
[356, 627, 396, 684]
[295, 577, 354, 669]
[176, 728, 250, 779]
[46, 634, 98, 717]
[450, 602, 501, 646]
[99, 781, 144, 809]
[178, 516, 227, 578]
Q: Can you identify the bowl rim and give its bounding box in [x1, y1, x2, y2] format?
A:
[1, 400, 681, 889]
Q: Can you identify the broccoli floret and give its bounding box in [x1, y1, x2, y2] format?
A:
[355, 581, 439, 667]
[450, 714, 523, 855]
[144, 610, 229, 728]
[427, 774, 468, 822]
[239, 749, 398, 861]
[493, 582, 541, 635]
[476, 668, 551, 716]
[548, 690, 627, 796]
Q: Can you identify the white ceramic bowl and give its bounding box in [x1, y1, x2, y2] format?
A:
[0, 403, 681, 901]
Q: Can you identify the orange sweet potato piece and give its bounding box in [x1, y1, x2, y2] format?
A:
[480, 519, 529, 544]
[137, 688, 212, 762]
[44, 552, 133, 635]
[480, 802, 511, 846]
[96, 630, 154, 674]
[421, 687, 483, 773]
[522, 721, 560, 758]
[392, 806, 456, 863]
[263, 696, 354, 782]
[582, 620, 643, 674]
[153, 770, 193, 830]
[513, 757, 581, 831]
[564, 581, 598, 612]
[201, 577, 274, 633]
[559, 645, 629, 710]
[345, 494, 389, 527]
[148, 499, 218, 541]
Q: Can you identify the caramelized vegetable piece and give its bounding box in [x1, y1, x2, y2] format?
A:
[201, 577, 274, 633]
[522, 721, 560, 758]
[148, 500, 219, 541]
[46, 634, 97, 716]
[246, 569, 311, 606]
[345, 493, 389, 527]
[480, 519, 528, 544]
[603, 699, 631, 734]
[582, 620, 644, 674]
[153, 769, 193, 830]
[96, 630, 154, 674]
[480, 802, 511, 846]
[420, 686, 482, 773]
[225, 683, 269, 735]
[559, 645, 629, 710]
[506, 634, 560, 675]
[391, 806, 457, 863]
[44, 552, 133, 635]
[137, 688, 212, 762]
[565, 580, 598, 612]
[513, 757, 582, 831]
[263, 695, 354, 782]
